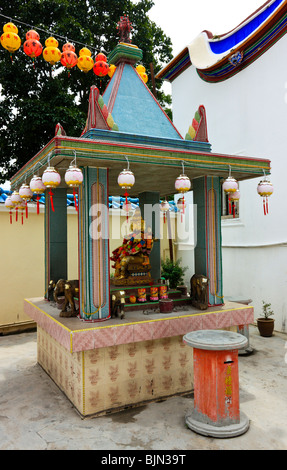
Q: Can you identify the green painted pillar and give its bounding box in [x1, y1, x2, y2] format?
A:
[193, 176, 223, 306]
[78, 167, 110, 321]
[139, 191, 161, 282]
[45, 188, 67, 291]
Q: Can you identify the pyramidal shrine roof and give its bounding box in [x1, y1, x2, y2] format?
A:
[81, 42, 183, 141]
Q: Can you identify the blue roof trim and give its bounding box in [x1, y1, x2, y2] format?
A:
[210, 0, 282, 54]
[82, 127, 211, 152]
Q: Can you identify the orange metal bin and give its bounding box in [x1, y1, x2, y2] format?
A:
[183, 329, 249, 438]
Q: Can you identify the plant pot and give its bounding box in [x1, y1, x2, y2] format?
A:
[159, 299, 174, 314]
[257, 318, 275, 337]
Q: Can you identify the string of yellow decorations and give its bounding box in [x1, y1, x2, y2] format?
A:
[0, 22, 21, 61]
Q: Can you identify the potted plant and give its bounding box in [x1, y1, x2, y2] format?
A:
[161, 258, 187, 290]
[257, 301, 275, 337]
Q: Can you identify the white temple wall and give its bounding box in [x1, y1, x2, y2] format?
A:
[171, 34, 287, 331]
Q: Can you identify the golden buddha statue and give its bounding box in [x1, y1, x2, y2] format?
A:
[111, 208, 154, 285]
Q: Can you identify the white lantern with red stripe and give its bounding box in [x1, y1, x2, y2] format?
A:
[222, 171, 238, 216]
[5, 196, 14, 224]
[118, 168, 135, 190]
[65, 164, 83, 211]
[11, 190, 22, 222]
[19, 183, 33, 220]
[229, 190, 240, 218]
[118, 158, 135, 221]
[257, 177, 273, 215]
[160, 200, 169, 223]
[175, 163, 191, 221]
[42, 166, 61, 212]
[175, 173, 191, 193]
[176, 196, 187, 223]
[222, 176, 238, 194]
[30, 175, 46, 214]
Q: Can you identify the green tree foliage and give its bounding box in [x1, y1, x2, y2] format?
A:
[0, 0, 173, 182]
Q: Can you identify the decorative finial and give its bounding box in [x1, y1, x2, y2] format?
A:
[117, 15, 133, 44]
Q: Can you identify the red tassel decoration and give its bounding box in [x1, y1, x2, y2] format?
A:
[228, 195, 232, 215]
[21, 212, 24, 225]
[49, 189, 55, 212]
[73, 188, 78, 212]
[26, 201, 28, 219]
[16, 207, 18, 222]
[124, 191, 129, 222]
[182, 195, 185, 223]
[266, 197, 269, 215]
[233, 203, 235, 218]
[9, 210, 12, 224]
[263, 198, 266, 216]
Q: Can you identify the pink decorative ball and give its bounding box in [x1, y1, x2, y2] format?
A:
[42, 167, 61, 189]
[175, 174, 191, 193]
[64, 165, 83, 187]
[223, 176, 238, 193]
[118, 169, 135, 189]
[30, 175, 46, 194]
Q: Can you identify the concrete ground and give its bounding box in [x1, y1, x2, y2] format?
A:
[1, 324, 287, 451]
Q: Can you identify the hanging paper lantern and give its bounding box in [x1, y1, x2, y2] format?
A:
[30, 175, 46, 214]
[43, 37, 61, 66]
[108, 64, 116, 78]
[136, 64, 148, 83]
[175, 173, 191, 220]
[223, 175, 238, 215]
[160, 200, 169, 224]
[61, 42, 78, 77]
[23, 30, 43, 67]
[177, 197, 186, 223]
[118, 168, 135, 190]
[229, 190, 240, 218]
[64, 164, 83, 211]
[93, 52, 109, 77]
[118, 167, 135, 222]
[93, 60, 109, 77]
[95, 52, 107, 62]
[77, 47, 94, 73]
[222, 176, 238, 194]
[0, 22, 21, 60]
[19, 183, 33, 220]
[42, 166, 61, 212]
[5, 196, 14, 224]
[175, 173, 191, 193]
[257, 178, 273, 216]
[11, 190, 22, 222]
[177, 197, 186, 211]
[136, 64, 145, 74]
[11, 190, 22, 205]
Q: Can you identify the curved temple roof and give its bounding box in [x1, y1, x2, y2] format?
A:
[157, 0, 287, 82]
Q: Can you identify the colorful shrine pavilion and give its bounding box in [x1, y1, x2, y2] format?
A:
[10, 27, 271, 417]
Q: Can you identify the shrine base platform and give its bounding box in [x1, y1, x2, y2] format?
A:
[24, 298, 253, 418]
